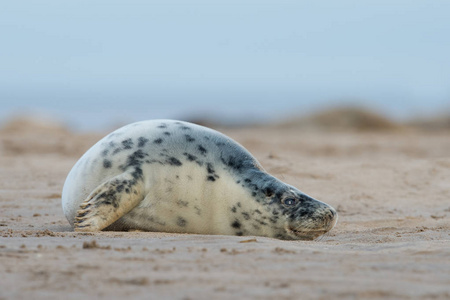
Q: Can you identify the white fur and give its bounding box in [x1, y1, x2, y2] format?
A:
[62, 120, 269, 233]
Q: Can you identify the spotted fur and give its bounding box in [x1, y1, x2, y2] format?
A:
[62, 120, 337, 240]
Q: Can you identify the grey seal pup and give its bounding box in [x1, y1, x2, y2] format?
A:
[62, 120, 337, 240]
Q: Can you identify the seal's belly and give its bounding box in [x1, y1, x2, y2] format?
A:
[114, 163, 240, 235]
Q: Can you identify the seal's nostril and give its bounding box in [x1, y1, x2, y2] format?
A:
[329, 207, 338, 218]
[328, 207, 338, 228]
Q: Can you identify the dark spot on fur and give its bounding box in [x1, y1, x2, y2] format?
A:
[102, 149, 109, 157]
[166, 157, 182, 166]
[113, 148, 122, 155]
[205, 163, 219, 181]
[194, 206, 202, 215]
[222, 156, 244, 171]
[255, 219, 268, 226]
[176, 200, 189, 207]
[237, 202, 241, 208]
[198, 145, 207, 156]
[181, 126, 191, 130]
[231, 220, 241, 229]
[231, 206, 237, 213]
[138, 137, 149, 147]
[236, 232, 243, 236]
[157, 124, 167, 129]
[254, 209, 262, 214]
[97, 189, 120, 208]
[185, 135, 195, 142]
[269, 217, 278, 224]
[154, 138, 163, 144]
[122, 139, 134, 149]
[236, 180, 241, 184]
[183, 152, 198, 162]
[147, 159, 163, 165]
[206, 163, 215, 174]
[148, 216, 166, 226]
[164, 131, 171, 136]
[252, 192, 257, 197]
[124, 150, 147, 169]
[298, 209, 310, 217]
[242, 212, 250, 220]
[244, 179, 252, 183]
[131, 167, 144, 180]
[103, 159, 112, 168]
[177, 217, 187, 227]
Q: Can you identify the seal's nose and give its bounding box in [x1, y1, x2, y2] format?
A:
[326, 205, 338, 231]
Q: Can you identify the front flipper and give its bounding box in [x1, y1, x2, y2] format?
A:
[74, 171, 145, 231]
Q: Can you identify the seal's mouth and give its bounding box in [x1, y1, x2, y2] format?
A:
[285, 227, 329, 240]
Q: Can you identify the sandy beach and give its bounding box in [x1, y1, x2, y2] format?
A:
[0, 114, 449, 299]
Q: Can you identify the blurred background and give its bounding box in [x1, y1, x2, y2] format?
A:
[1, 0, 449, 131]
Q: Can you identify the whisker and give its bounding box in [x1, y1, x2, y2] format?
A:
[318, 231, 331, 242]
[316, 233, 326, 242]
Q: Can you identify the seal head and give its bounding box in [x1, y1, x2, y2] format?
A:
[233, 168, 337, 240]
[280, 190, 337, 240]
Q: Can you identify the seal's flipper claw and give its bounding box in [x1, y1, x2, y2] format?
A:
[73, 170, 144, 232]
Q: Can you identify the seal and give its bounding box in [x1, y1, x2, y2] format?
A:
[62, 120, 337, 240]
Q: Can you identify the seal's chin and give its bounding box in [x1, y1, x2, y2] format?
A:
[285, 227, 329, 240]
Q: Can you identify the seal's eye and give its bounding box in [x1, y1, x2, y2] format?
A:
[283, 198, 296, 206]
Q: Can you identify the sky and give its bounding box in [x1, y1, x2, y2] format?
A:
[1, 1, 449, 129]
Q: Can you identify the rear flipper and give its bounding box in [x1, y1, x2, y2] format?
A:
[74, 171, 145, 231]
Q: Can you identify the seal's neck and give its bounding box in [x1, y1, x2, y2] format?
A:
[222, 169, 288, 238]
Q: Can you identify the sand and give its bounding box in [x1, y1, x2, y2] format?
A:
[0, 117, 449, 300]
